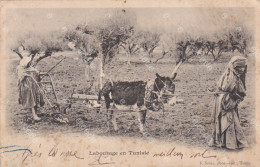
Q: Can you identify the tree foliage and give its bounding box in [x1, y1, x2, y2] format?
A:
[12, 10, 253, 67]
[138, 31, 160, 62]
[12, 31, 66, 66]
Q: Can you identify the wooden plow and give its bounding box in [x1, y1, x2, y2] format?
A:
[35, 56, 71, 123]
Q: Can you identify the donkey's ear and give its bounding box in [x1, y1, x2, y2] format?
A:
[156, 73, 161, 78]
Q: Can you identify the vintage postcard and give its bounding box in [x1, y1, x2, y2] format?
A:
[0, 0, 259, 167]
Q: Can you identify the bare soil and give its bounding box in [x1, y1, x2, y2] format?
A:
[6, 52, 255, 149]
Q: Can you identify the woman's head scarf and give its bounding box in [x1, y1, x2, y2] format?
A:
[19, 56, 32, 68]
[217, 56, 247, 92]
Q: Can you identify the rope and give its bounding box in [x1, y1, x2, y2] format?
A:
[148, 79, 167, 127]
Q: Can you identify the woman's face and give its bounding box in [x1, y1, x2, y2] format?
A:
[234, 66, 246, 74]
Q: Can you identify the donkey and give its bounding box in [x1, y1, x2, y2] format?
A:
[97, 73, 176, 135]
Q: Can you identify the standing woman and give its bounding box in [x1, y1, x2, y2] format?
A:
[209, 56, 248, 149]
[17, 54, 44, 121]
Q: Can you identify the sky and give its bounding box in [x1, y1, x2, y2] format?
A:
[5, 8, 255, 47]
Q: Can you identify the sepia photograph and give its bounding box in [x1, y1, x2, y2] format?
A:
[0, 1, 259, 167]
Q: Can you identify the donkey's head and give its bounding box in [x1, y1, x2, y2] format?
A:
[154, 73, 175, 93]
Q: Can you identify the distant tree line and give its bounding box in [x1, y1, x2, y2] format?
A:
[12, 9, 254, 67]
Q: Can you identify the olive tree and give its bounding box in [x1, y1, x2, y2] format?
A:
[138, 31, 160, 63]
[120, 31, 141, 65]
[12, 31, 66, 66]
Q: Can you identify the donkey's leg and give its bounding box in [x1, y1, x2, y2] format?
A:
[105, 109, 111, 133]
[111, 109, 118, 132]
[104, 94, 111, 133]
[138, 109, 147, 135]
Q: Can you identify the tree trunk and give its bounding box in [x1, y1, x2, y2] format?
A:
[217, 49, 224, 60]
[153, 51, 168, 63]
[170, 60, 183, 80]
[13, 50, 23, 59]
[148, 53, 152, 63]
[182, 49, 186, 61]
[212, 55, 217, 61]
[126, 52, 131, 65]
[99, 52, 104, 90]
[244, 49, 248, 57]
[33, 52, 52, 67]
[210, 49, 217, 61]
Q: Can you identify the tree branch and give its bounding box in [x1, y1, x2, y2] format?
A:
[32, 50, 53, 67]
[13, 49, 23, 59]
[153, 51, 168, 63]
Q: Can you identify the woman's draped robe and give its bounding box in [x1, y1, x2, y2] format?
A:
[211, 67, 248, 149]
[17, 66, 44, 109]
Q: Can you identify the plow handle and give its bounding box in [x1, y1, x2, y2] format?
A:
[40, 56, 66, 81]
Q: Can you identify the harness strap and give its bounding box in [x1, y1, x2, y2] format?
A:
[144, 79, 165, 111]
[154, 80, 161, 95]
